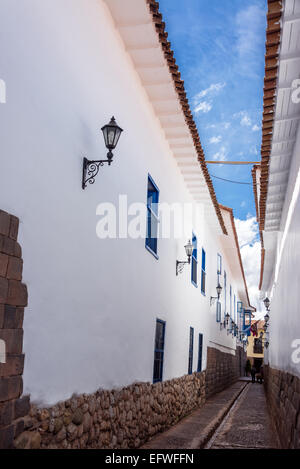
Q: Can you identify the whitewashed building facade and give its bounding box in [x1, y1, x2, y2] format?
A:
[0, 0, 253, 448]
[254, 0, 300, 449]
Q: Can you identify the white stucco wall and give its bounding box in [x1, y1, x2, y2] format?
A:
[0, 0, 245, 405]
[264, 123, 300, 378]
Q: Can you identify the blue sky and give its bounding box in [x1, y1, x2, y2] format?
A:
[159, 0, 267, 220]
[159, 0, 267, 315]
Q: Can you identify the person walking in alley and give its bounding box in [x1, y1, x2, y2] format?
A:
[251, 365, 256, 383]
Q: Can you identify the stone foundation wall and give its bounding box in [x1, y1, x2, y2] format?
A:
[0, 210, 32, 449]
[15, 372, 206, 449]
[205, 346, 246, 397]
[264, 365, 300, 449]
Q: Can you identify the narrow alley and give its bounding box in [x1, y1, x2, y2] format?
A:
[143, 380, 277, 450]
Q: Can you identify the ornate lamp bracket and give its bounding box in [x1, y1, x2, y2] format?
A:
[82, 155, 112, 190]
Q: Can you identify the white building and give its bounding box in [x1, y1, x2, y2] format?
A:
[254, 0, 300, 449]
[0, 0, 253, 448]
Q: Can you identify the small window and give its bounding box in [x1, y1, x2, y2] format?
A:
[217, 254, 222, 276]
[234, 294, 236, 323]
[216, 301, 221, 322]
[197, 334, 203, 372]
[224, 271, 227, 317]
[188, 327, 194, 375]
[201, 249, 206, 294]
[153, 319, 166, 383]
[191, 234, 198, 287]
[146, 175, 159, 257]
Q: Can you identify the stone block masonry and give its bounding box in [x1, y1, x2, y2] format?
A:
[205, 346, 246, 398]
[264, 365, 300, 449]
[0, 210, 33, 449]
[18, 372, 206, 449]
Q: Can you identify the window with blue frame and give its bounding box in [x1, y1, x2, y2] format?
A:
[146, 175, 159, 257]
[217, 254, 222, 278]
[197, 334, 203, 372]
[191, 234, 198, 287]
[188, 327, 194, 375]
[224, 271, 227, 318]
[234, 294, 236, 323]
[201, 249, 206, 294]
[216, 301, 221, 322]
[153, 319, 166, 383]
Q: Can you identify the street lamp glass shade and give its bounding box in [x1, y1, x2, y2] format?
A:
[225, 312, 230, 324]
[264, 313, 270, 322]
[216, 284, 222, 298]
[263, 297, 270, 309]
[185, 240, 193, 259]
[101, 116, 123, 151]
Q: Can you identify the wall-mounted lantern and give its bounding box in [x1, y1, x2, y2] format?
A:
[176, 240, 193, 276]
[82, 116, 123, 189]
[264, 312, 270, 323]
[263, 297, 270, 311]
[220, 312, 230, 331]
[210, 284, 222, 306]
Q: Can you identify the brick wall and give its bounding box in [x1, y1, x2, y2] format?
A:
[205, 346, 246, 397]
[264, 365, 300, 449]
[0, 210, 31, 449]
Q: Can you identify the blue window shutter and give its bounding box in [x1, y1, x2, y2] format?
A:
[216, 301, 221, 322]
[146, 175, 159, 257]
[153, 319, 166, 383]
[188, 327, 194, 374]
[191, 234, 198, 286]
[201, 248, 206, 294]
[197, 334, 203, 372]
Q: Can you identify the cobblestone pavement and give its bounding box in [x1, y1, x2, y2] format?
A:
[142, 381, 278, 449]
[208, 382, 278, 449]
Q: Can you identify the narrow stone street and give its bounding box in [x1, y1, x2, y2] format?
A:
[142, 381, 277, 449]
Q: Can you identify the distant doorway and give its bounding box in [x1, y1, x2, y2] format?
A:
[254, 358, 263, 371]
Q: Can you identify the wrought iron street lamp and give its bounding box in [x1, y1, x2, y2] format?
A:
[82, 116, 123, 189]
[264, 312, 270, 323]
[263, 297, 270, 311]
[176, 240, 193, 275]
[210, 283, 222, 306]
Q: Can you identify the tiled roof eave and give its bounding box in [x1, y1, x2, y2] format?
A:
[259, 0, 283, 233]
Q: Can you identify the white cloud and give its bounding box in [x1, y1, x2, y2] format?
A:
[194, 101, 212, 113]
[234, 110, 252, 127]
[195, 82, 226, 100]
[193, 82, 226, 114]
[235, 4, 266, 78]
[241, 115, 251, 127]
[209, 135, 222, 144]
[212, 146, 227, 161]
[223, 122, 231, 129]
[252, 124, 260, 132]
[235, 215, 264, 317]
